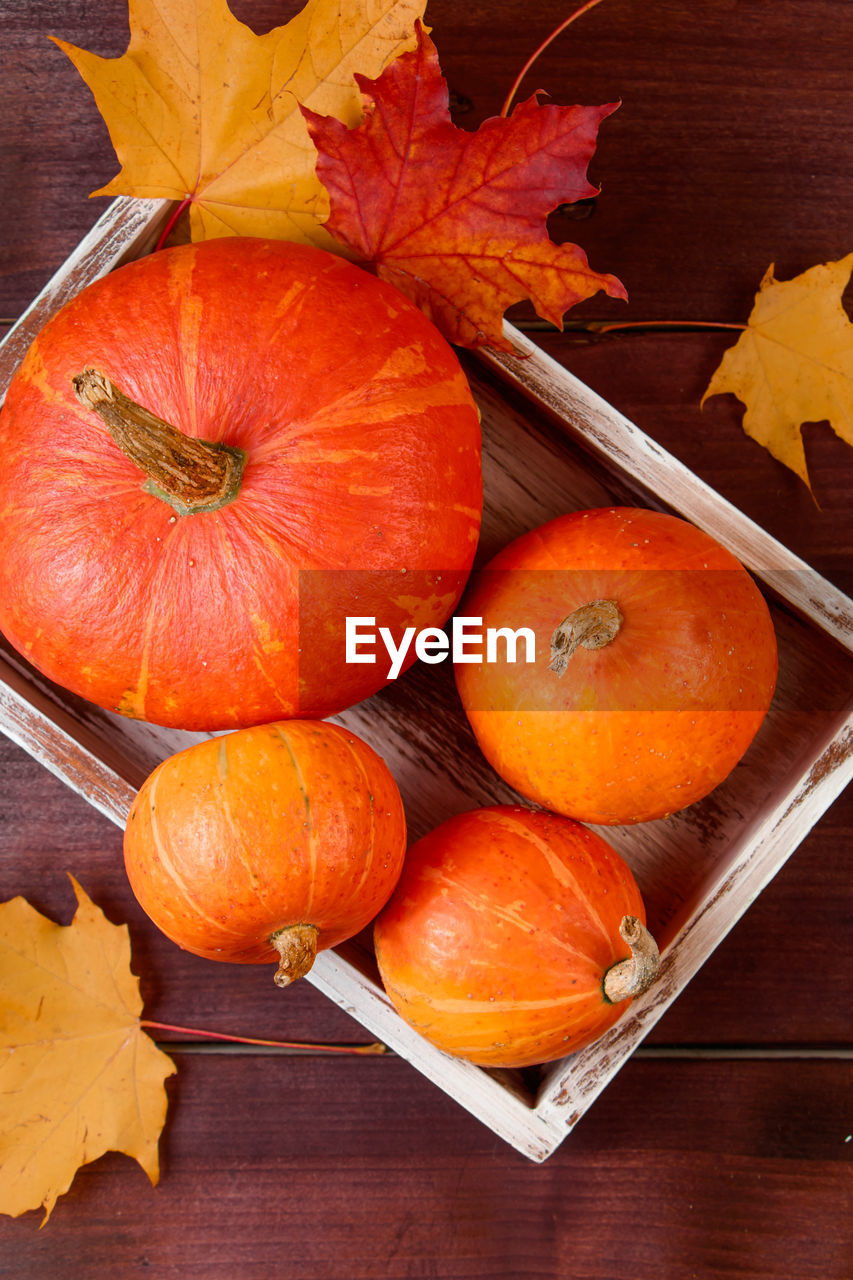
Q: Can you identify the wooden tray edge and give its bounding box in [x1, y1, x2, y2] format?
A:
[2, 196, 852, 1162]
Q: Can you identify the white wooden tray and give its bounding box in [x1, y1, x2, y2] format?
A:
[1, 197, 851, 1162]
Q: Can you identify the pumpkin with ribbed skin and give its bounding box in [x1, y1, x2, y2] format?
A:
[124, 720, 407, 984]
[374, 805, 659, 1067]
[455, 507, 778, 824]
[0, 237, 482, 729]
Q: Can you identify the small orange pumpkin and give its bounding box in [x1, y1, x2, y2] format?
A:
[373, 805, 659, 1067]
[455, 507, 778, 824]
[124, 720, 407, 985]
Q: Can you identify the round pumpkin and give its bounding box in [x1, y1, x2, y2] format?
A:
[0, 237, 482, 729]
[454, 507, 778, 824]
[124, 719, 407, 983]
[373, 805, 659, 1067]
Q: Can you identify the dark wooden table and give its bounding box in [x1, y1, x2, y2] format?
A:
[1, 2, 851, 1276]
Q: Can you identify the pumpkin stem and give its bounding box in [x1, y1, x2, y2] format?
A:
[549, 598, 623, 677]
[602, 915, 660, 1003]
[72, 367, 246, 516]
[270, 923, 320, 988]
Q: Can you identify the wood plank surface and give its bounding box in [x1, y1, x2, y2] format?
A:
[0, 1045, 849, 1279]
[1, 0, 851, 1274]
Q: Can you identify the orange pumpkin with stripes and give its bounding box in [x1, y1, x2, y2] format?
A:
[454, 507, 777, 825]
[373, 805, 659, 1067]
[123, 720, 407, 984]
[0, 237, 482, 729]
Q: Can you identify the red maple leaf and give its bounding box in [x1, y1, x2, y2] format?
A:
[302, 22, 626, 351]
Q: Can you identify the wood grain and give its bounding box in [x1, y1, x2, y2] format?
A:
[0, 1039, 848, 1279]
[3, 196, 850, 1155]
[1, 726, 851, 1049]
[1, 0, 851, 1268]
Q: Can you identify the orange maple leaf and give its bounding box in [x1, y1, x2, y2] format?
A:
[303, 22, 626, 350]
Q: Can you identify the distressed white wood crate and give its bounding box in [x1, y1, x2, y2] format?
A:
[1, 197, 851, 1162]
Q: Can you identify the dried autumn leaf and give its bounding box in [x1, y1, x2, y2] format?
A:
[52, 0, 426, 244]
[0, 878, 175, 1223]
[303, 22, 626, 350]
[702, 253, 853, 490]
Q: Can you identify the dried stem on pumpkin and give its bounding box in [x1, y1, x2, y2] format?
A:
[602, 916, 660, 1003]
[73, 367, 245, 515]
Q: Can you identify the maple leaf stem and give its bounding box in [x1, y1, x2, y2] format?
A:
[139, 1020, 387, 1056]
[155, 196, 193, 251]
[501, 0, 612, 117]
[589, 319, 748, 333]
[519, 318, 749, 334]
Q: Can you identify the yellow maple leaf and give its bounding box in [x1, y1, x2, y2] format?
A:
[52, 0, 426, 244]
[0, 878, 175, 1224]
[702, 253, 853, 491]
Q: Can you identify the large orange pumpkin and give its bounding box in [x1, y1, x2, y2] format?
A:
[0, 238, 482, 729]
[373, 805, 659, 1067]
[124, 719, 407, 984]
[455, 507, 778, 824]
